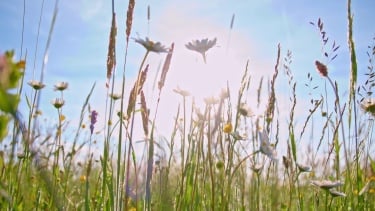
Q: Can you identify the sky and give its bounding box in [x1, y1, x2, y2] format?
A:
[1, 0, 375, 161]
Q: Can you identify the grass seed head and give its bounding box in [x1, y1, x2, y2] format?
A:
[315, 60, 328, 77]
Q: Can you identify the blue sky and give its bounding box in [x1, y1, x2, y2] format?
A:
[1, 0, 375, 159]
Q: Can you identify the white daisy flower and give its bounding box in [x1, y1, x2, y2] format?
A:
[329, 189, 346, 197]
[134, 37, 168, 53]
[258, 130, 278, 162]
[54, 81, 68, 91]
[185, 38, 217, 63]
[28, 80, 45, 90]
[311, 180, 344, 190]
[51, 98, 65, 109]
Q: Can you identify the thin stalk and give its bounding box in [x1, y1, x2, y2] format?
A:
[347, 0, 360, 205]
[33, 0, 59, 131]
[84, 144, 93, 211]
[63, 83, 95, 196]
[118, 0, 135, 208]
[326, 76, 349, 175]
[256, 172, 260, 210]
[31, 0, 45, 79]
[124, 50, 149, 210]
[206, 107, 215, 211]
[101, 1, 117, 207]
[145, 64, 168, 209]
[176, 96, 187, 209]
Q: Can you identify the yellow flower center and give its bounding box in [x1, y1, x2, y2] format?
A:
[223, 123, 233, 133]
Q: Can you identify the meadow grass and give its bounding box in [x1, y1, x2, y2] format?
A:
[1, 0, 375, 210]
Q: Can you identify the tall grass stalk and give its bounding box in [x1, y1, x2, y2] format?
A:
[100, 0, 117, 206]
[117, 0, 135, 210]
[124, 50, 149, 211]
[347, 0, 361, 208]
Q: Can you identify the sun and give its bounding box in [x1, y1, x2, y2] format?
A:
[165, 42, 244, 108]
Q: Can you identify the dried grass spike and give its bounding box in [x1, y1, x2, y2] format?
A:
[138, 65, 149, 94]
[140, 90, 149, 136]
[315, 60, 328, 77]
[127, 86, 137, 118]
[265, 44, 280, 126]
[126, 65, 149, 117]
[126, 0, 135, 43]
[106, 13, 117, 88]
[158, 43, 174, 90]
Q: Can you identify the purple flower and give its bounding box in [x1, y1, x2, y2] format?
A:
[90, 110, 98, 134]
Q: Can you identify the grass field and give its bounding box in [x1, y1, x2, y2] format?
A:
[1, 0, 375, 210]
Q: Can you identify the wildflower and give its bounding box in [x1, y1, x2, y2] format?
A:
[90, 110, 98, 134]
[311, 179, 344, 190]
[220, 88, 229, 100]
[251, 163, 263, 174]
[297, 163, 312, 172]
[79, 175, 86, 182]
[360, 98, 375, 116]
[239, 103, 253, 117]
[315, 60, 328, 77]
[51, 98, 65, 109]
[109, 93, 122, 100]
[173, 86, 190, 97]
[54, 82, 68, 91]
[329, 189, 346, 197]
[204, 96, 219, 105]
[59, 114, 66, 121]
[258, 130, 278, 162]
[223, 122, 233, 133]
[28, 80, 45, 90]
[185, 38, 217, 63]
[134, 37, 168, 53]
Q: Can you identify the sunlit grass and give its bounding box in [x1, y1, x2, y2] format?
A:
[1, 1, 375, 210]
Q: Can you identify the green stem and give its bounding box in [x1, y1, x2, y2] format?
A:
[327, 76, 348, 178]
[124, 50, 149, 210]
[206, 107, 215, 211]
